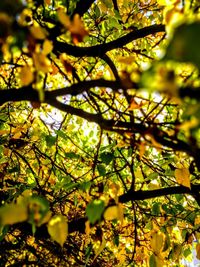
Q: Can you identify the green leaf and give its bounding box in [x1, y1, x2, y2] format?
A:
[183, 247, 192, 258]
[79, 181, 92, 192]
[149, 254, 157, 267]
[94, 5, 101, 17]
[0, 225, 9, 241]
[100, 152, 114, 165]
[113, 234, 119, 246]
[164, 22, 200, 69]
[63, 182, 79, 191]
[86, 199, 105, 224]
[45, 135, 56, 146]
[97, 164, 106, 176]
[101, 0, 112, 8]
[65, 151, 80, 159]
[55, 129, 68, 140]
[152, 202, 161, 216]
[47, 215, 68, 247]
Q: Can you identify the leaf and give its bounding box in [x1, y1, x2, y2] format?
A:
[0, 203, 28, 226]
[150, 231, 165, 254]
[97, 164, 106, 176]
[0, 225, 9, 241]
[30, 26, 46, 40]
[164, 22, 200, 69]
[86, 199, 105, 224]
[43, 39, 53, 55]
[20, 66, 34, 86]
[28, 195, 50, 226]
[55, 130, 68, 140]
[47, 215, 68, 247]
[171, 243, 182, 261]
[57, 9, 71, 29]
[196, 243, 200, 260]
[149, 254, 157, 267]
[65, 151, 80, 159]
[63, 182, 79, 191]
[104, 204, 123, 222]
[174, 167, 191, 188]
[57, 11, 88, 43]
[93, 236, 106, 262]
[45, 135, 57, 147]
[33, 52, 51, 73]
[100, 152, 114, 165]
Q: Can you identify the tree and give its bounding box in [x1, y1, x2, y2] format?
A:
[0, 0, 200, 266]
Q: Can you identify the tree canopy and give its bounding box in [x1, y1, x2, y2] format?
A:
[0, 0, 200, 266]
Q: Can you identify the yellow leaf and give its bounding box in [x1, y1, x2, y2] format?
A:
[196, 243, 200, 260]
[104, 204, 123, 222]
[30, 26, 46, 40]
[12, 132, 22, 139]
[33, 52, 50, 73]
[157, 0, 178, 5]
[0, 130, 9, 135]
[20, 66, 34, 86]
[44, 0, 51, 4]
[175, 167, 190, 188]
[150, 231, 165, 254]
[57, 9, 70, 29]
[139, 141, 146, 159]
[0, 203, 28, 225]
[93, 236, 106, 263]
[85, 220, 91, 235]
[47, 215, 68, 247]
[43, 39, 53, 55]
[58, 11, 88, 43]
[128, 98, 141, 110]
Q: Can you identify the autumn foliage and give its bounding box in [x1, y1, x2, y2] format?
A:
[0, 0, 200, 266]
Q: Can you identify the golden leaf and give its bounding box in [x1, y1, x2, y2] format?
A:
[104, 204, 123, 222]
[57, 9, 70, 29]
[58, 10, 88, 43]
[174, 167, 191, 188]
[0, 203, 28, 225]
[43, 39, 53, 55]
[196, 243, 200, 260]
[20, 66, 34, 86]
[92, 236, 106, 263]
[47, 215, 68, 247]
[44, 0, 51, 4]
[33, 52, 50, 73]
[139, 141, 146, 159]
[30, 26, 46, 40]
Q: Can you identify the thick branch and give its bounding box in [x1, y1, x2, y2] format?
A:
[179, 87, 200, 99]
[0, 87, 38, 105]
[46, 78, 131, 98]
[53, 24, 165, 57]
[12, 184, 200, 240]
[0, 83, 197, 166]
[45, 97, 147, 132]
[119, 184, 200, 203]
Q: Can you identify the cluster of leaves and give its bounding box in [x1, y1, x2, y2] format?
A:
[0, 0, 200, 266]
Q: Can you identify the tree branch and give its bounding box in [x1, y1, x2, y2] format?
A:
[119, 184, 200, 203]
[0, 87, 38, 106]
[53, 24, 165, 57]
[12, 183, 200, 240]
[179, 86, 200, 99]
